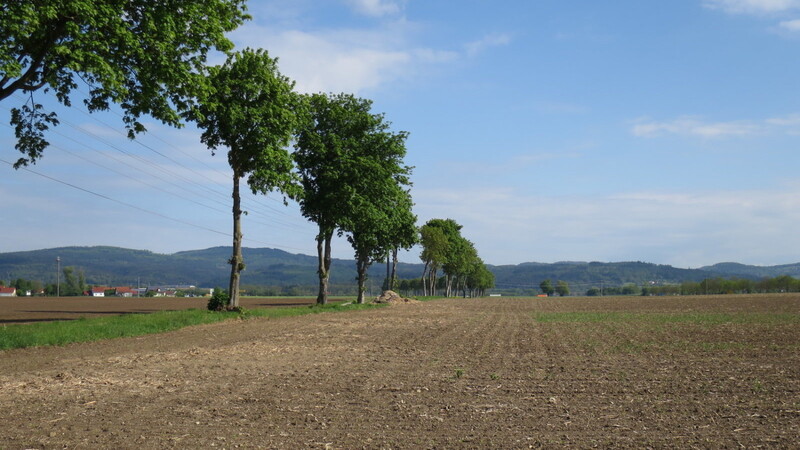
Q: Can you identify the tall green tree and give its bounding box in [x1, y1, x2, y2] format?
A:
[347, 186, 416, 304]
[466, 259, 495, 297]
[419, 224, 448, 296]
[294, 93, 414, 305]
[1, 0, 249, 168]
[190, 49, 300, 308]
[294, 93, 377, 305]
[342, 121, 413, 304]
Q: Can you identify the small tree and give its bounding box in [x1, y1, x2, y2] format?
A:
[539, 279, 554, 296]
[555, 280, 570, 297]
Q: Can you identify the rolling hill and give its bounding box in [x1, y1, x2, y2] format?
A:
[1, 246, 797, 294]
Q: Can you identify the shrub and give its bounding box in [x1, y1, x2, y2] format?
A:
[207, 288, 230, 311]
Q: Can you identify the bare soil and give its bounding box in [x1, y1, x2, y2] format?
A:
[1, 294, 799, 448]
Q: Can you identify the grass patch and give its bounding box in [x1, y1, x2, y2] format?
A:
[0, 301, 384, 351]
[532, 311, 800, 325]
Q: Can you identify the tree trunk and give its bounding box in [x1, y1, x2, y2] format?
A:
[390, 247, 398, 291]
[429, 264, 437, 296]
[229, 172, 244, 308]
[385, 254, 391, 291]
[316, 229, 333, 305]
[421, 261, 429, 296]
[356, 255, 369, 304]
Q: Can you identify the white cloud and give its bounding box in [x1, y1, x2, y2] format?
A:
[465, 33, 512, 57]
[631, 116, 761, 138]
[412, 183, 800, 267]
[632, 113, 800, 138]
[703, 0, 800, 14]
[230, 17, 462, 95]
[345, 0, 404, 17]
[778, 18, 800, 29]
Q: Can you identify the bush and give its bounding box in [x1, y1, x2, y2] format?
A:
[207, 288, 230, 311]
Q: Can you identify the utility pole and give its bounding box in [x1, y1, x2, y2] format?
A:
[56, 256, 61, 297]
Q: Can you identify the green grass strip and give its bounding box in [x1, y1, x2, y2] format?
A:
[0, 301, 384, 351]
[532, 311, 800, 324]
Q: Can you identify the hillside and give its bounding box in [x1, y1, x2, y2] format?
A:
[1, 246, 798, 294]
[699, 262, 800, 279]
[0, 246, 422, 289]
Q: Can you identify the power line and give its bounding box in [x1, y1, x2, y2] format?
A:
[0, 157, 312, 252]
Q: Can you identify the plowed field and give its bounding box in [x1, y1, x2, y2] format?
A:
[1, 294, 799, 448]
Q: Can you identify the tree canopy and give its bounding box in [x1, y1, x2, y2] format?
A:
[294, 93, 415, 304]
[419, 218, 493, 297]
[1, 0, 249, 167]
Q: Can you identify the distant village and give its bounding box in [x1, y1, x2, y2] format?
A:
[0, 285, 210, 298]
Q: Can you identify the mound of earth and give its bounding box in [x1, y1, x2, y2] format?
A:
[373, 290, 418, 304]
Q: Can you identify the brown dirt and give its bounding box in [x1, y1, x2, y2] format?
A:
[1, 294, 799, 448]
[0, 296, 319, 324]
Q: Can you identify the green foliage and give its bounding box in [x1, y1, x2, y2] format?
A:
[192, 48, 300, 195]
[539, 279, 554, 296]
[207, 288, 230, 311]
[190, 48, 301, 307]
[1, 0, 249, 167]
[294, 92, 414, 304]
[555, 280, 570, 296]
[61, 266, 86, 296]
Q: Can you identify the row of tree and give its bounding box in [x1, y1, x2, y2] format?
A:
[641, 276, 800, 296]
[418, 219, 495, 297]
[539, 279, 570, 296]
[2, 2, 498, 306]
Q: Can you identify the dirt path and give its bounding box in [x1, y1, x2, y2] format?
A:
[1, 296, 799, 448]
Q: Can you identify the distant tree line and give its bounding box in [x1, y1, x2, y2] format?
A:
[640, 276, 800, 296]
[418, 218, 495, 297]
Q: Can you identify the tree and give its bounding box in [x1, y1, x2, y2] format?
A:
[294, 93, 414, 304]
[419, 224, 448, 296]
[190, 49, 300, 308]
[342, 125, 413, 304]
[555, 280, 570, 297]
[465, 259, 495, 297]
[1, 0, 249, 168]
[61, 266, 86, 296]
[539, 279, 554, 296]
[294, 93, 378, 304]
[347, 186, 416, 304]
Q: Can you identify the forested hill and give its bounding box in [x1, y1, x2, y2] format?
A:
[488, 261, 715, 293]
[698, 262, 800, 279]
[1, 246, 798, 292]
[0, 246, 424, 288]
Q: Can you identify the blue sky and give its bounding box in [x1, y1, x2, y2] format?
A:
[3, 0, 800, 268]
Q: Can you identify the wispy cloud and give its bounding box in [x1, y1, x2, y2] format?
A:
[778, 18, 800, 29]
[465, 33, 512, 57]
[631, 116, 760, 138]
[631, 114, 800, 138]
[230, 22, 459, 94]
[703, 0, 800, 14]
[413, 183, 800, 267]
[345, 0, 404, 17]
